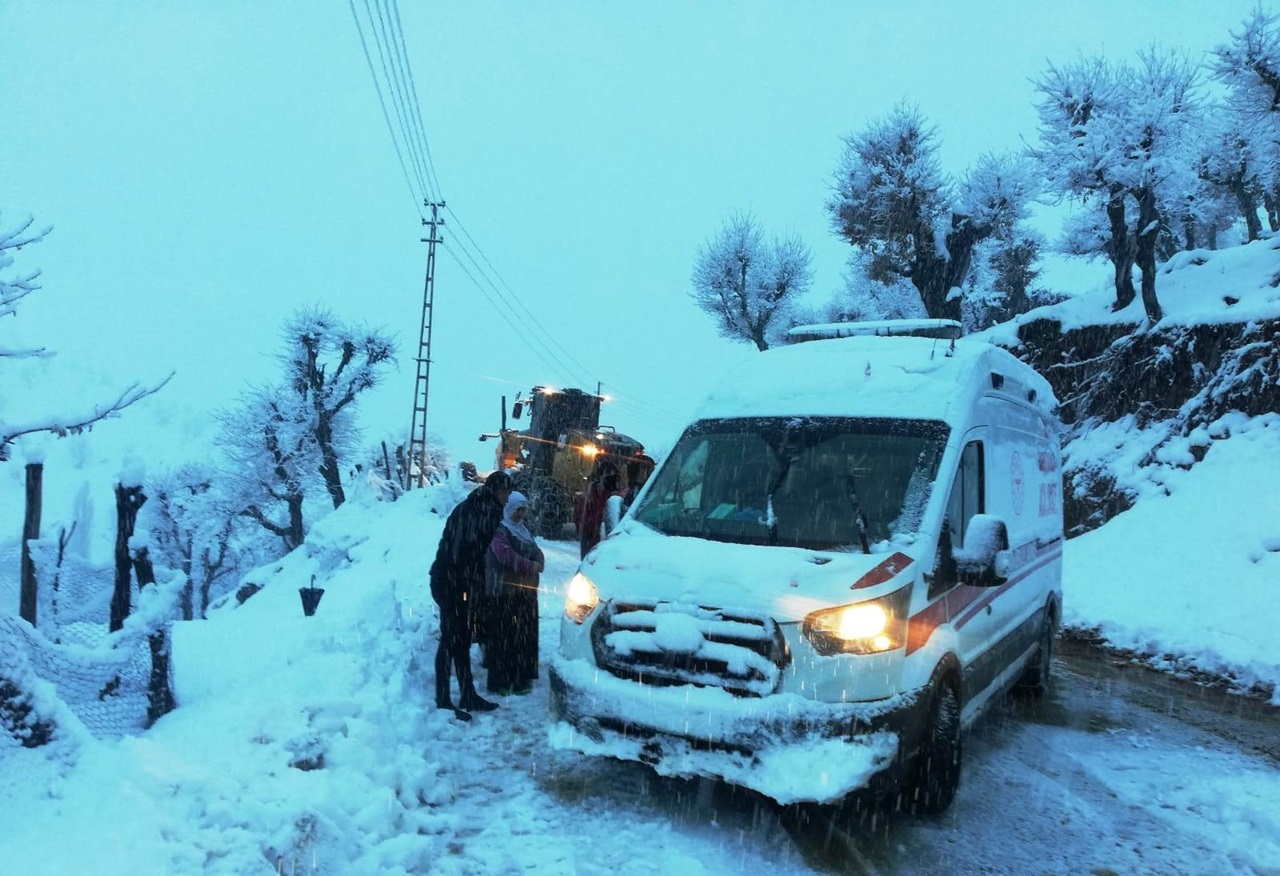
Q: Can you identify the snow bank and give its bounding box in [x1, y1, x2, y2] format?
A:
[1063, 415, 1280, 703]
[0, 484, 817, 874]
[985, 234, 1280, 346]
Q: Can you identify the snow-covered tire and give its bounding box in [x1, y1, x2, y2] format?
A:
[902, 681, 961, 816]
[1016, 608, 1057, 698]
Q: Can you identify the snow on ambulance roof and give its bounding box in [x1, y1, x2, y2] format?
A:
[693, 334, 1057, 426]
[786, 318, 963, 342]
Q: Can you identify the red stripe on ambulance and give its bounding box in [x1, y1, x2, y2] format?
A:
[850, 551, 913, 590]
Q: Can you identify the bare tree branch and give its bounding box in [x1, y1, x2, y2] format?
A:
[0, 344, 52, 359]
[0, 372, 173, 459]
[240, 505, 291, 538]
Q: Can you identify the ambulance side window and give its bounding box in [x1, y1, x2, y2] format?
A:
[930, 441, 984, 599]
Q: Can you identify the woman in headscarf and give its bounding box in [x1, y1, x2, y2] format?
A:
[484, 491, 545, 695]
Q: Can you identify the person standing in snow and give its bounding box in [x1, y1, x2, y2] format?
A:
[578, 462, 622, 559]
[484, 491, 544, 695]
[430, 470, 514, 720]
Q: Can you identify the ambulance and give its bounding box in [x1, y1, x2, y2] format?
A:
[548, 320, 1063, 812]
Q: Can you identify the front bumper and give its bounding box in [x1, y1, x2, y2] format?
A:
[548, 655, 922, 805]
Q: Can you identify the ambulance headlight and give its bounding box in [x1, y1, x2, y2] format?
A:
[802, 586, 911, 656]
[565, 573, 599, 624]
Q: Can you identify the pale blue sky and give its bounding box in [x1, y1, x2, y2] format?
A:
[0, 0, 1265, 466]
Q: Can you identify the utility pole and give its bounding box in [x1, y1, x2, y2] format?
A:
[408, 200, 444, 489]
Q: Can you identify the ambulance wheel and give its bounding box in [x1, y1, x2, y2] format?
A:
[1016, 609, 1057, 698]
[902, 681, 961, 815]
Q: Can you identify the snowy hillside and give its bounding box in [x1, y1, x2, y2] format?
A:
[988, 236, 1280, 702]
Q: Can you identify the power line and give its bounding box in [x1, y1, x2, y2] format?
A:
[364, 0, 431, 201]
[387, 0, 443, 199]
[440, 239, 591, 385]
[444, 206, 633, 394]
[444, 205, 685, 422]
[350, 5, 684, 428]
[347, 0, 423, 217]
[439, 241, 572, 378]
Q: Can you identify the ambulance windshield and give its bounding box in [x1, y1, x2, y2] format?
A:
[631, 416, 949, 551]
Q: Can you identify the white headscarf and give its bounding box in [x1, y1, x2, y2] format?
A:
[501, 491, 535, 543]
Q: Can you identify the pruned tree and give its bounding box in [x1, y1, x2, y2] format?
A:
[216, 308, 396, 551]
[690, 213, 813, 351]
[280, 307, 396, 508]
[1, 214, 168, 460]
[1033, 51, 1202, 324]
[145, 464, 253, 619]
[961, 232, 1060, 332]
[828, 252, 926, 323]
[219, 385, 316, 552]
[1195, 111, 1265, 243]
[826, 105, 1033, 322]
[1212, 5, 1280, 228]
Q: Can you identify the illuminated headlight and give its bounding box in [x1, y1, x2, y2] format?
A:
[579, 443, 600, 458]
[565, 572, 599, 624]
[802, 586, 911, 656]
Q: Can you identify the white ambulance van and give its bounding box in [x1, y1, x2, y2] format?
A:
[548, 320, 1063, 812]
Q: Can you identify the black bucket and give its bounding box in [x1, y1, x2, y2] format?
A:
[299, 587, 325, 617]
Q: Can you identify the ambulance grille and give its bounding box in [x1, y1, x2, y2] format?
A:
[590, 600, 790, 697]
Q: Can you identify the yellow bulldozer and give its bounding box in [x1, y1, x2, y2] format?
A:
[479, 386, 649, 537]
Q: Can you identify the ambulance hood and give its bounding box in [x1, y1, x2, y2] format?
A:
[579, 521, 918, 623]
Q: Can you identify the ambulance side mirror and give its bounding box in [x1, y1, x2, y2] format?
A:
[952, 513, 1009, 586]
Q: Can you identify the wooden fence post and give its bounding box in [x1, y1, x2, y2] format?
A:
[19, 463, 43, 626]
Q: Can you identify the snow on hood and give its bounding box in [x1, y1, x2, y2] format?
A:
[581, 521, 916, 621]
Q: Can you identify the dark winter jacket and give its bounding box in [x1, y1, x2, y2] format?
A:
[430, 486, 505, 605]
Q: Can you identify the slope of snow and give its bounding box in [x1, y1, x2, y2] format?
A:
[1063, 414, 1280, 702]
[986, 234, 1280, 345]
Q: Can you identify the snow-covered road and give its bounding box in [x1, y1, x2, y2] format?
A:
[771, 650, 1280, 875]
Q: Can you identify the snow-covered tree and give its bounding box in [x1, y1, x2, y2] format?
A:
[828, 251, 926, 323]
[280, 307, 396, 509]
[217, 308, 396, 549]
[1, 214, 167, 459]
[961, 233, 1059, 332]
[1212, 6, 1280, 216]
[690, 213, 813, 351]
[1194, 111, 1265, 243]
[218, 385, 316, 551]
[826, 105, 1034, 322]
[145, 464, 263, 619]
[1209, 9, 1280, 233]
[1034, 51, 1202, 323]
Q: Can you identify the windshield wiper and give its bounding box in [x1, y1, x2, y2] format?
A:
[761, 455, 791, 545]
[846, 475, 872, 554]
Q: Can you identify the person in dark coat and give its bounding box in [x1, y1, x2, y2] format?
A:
[430, 470, 513, 720]
[484, 491, 544, 695]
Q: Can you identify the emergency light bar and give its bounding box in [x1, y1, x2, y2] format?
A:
[787, 319, 963, 343]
